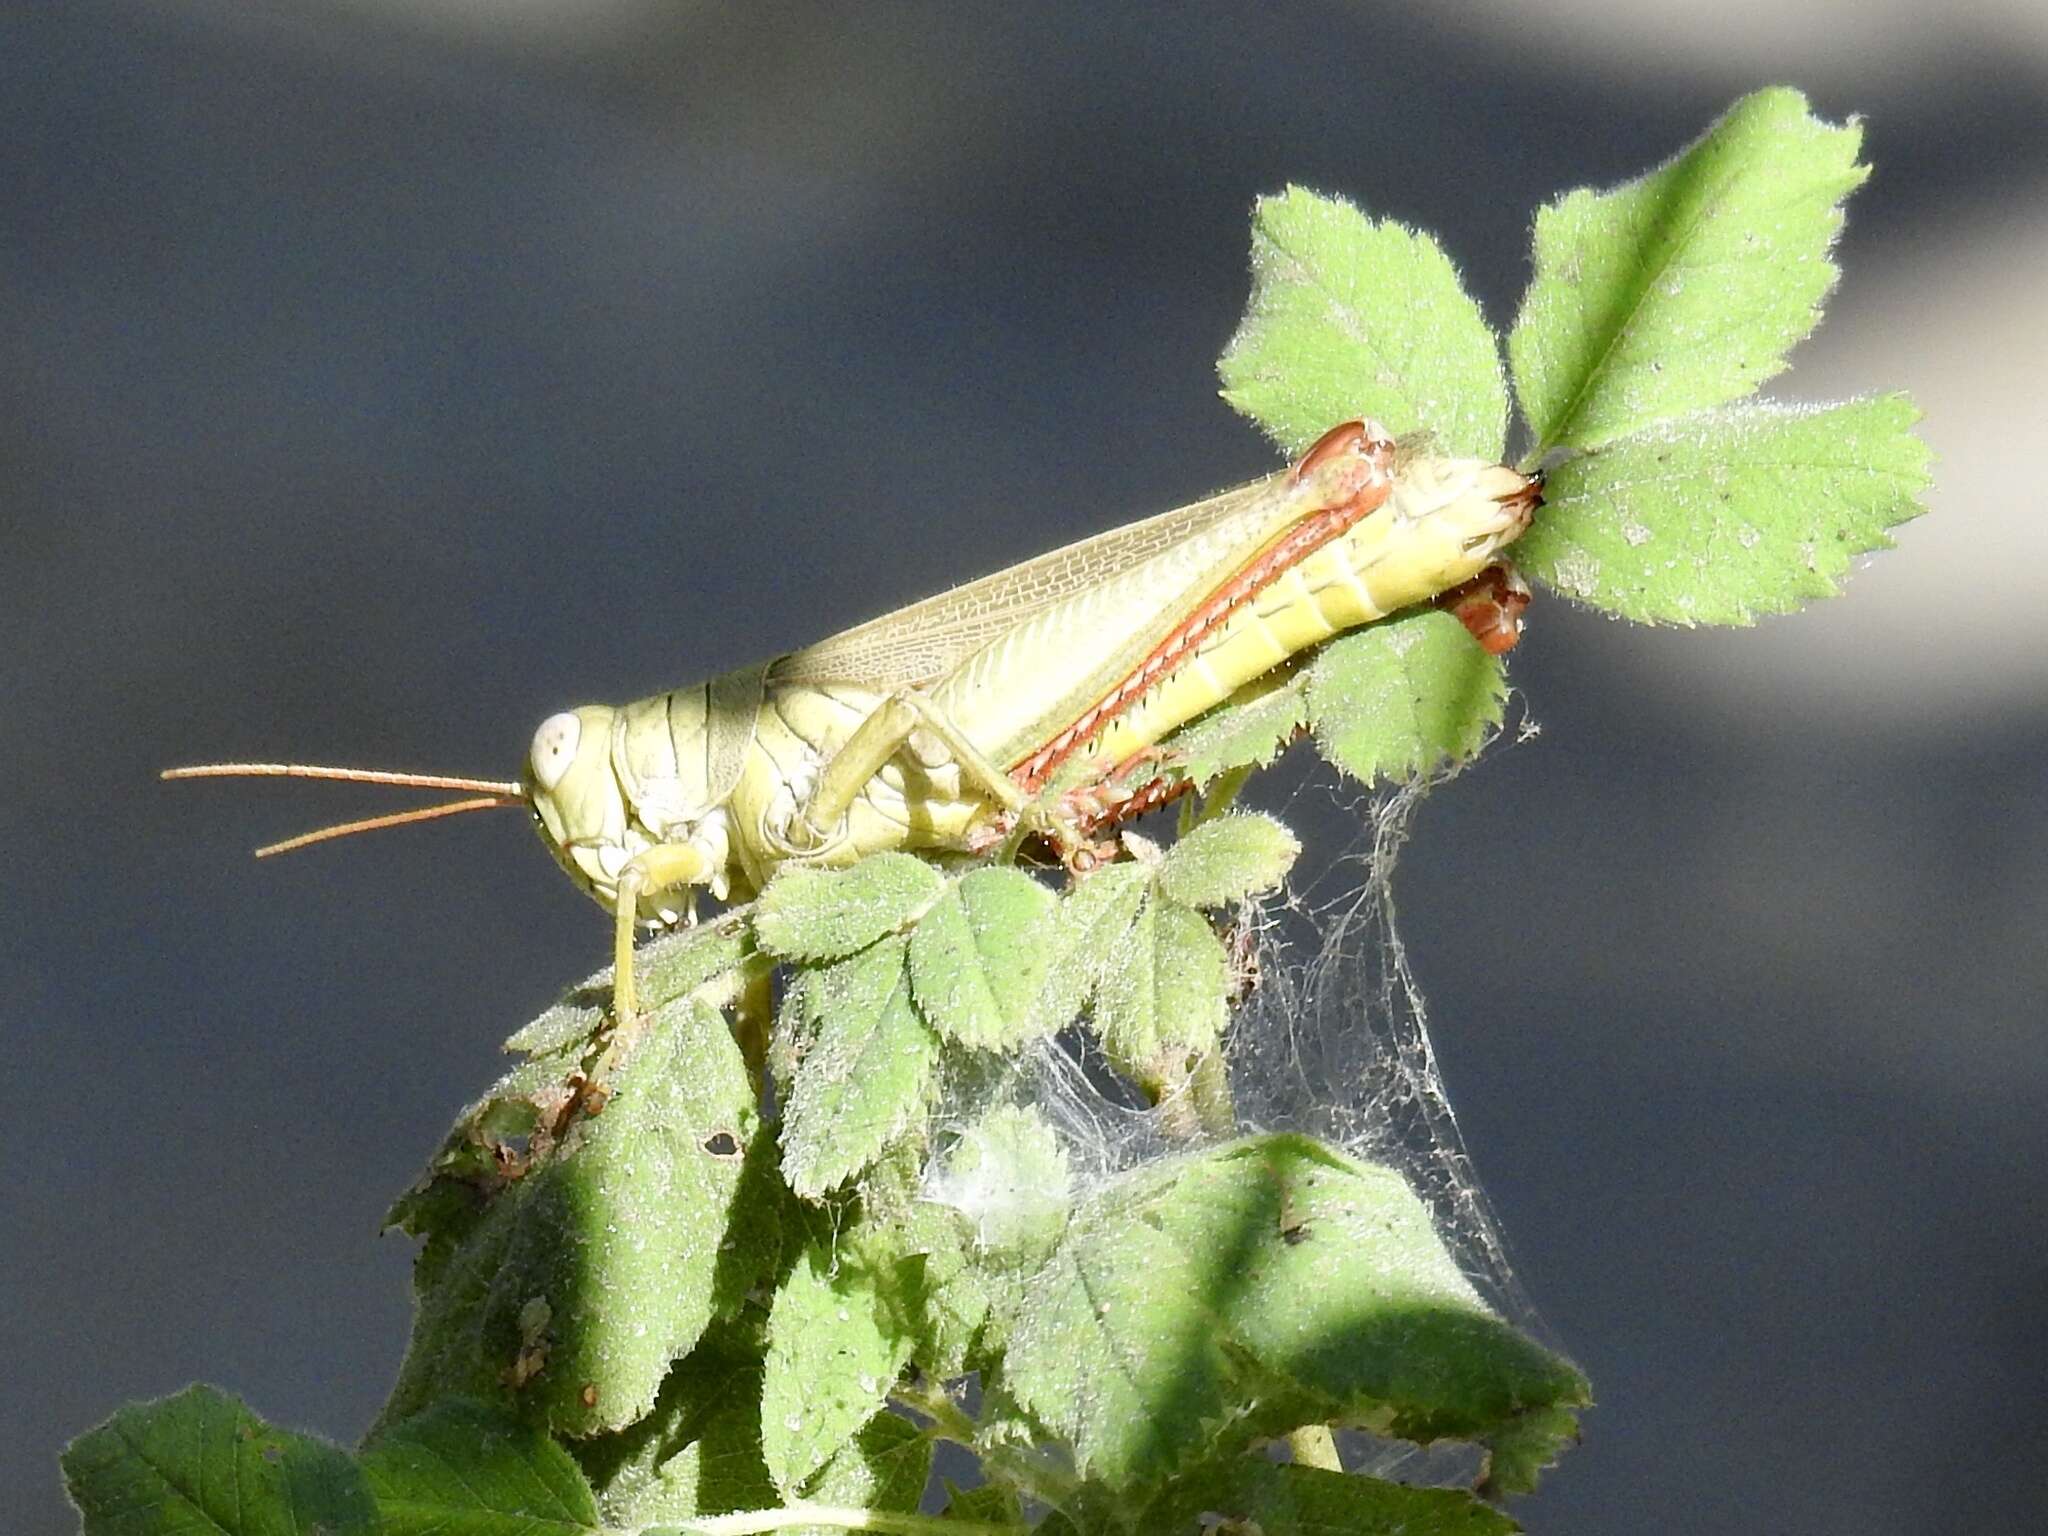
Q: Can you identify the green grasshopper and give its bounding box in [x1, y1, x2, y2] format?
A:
[169, 420, 1538, 1022]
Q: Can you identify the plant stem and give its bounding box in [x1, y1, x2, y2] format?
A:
[676, 1503, 1018, 1535]
[1189, 1046, 1238, 1136]
[889, 1379, 1083, 1512]
[889, 1377, 979, 1445]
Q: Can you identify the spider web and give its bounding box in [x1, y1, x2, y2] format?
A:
[920, 760, 1539, 1332]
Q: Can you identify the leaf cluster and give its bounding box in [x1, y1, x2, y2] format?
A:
[71, 89, 1928, 1536]
[70, 864, 1587, 1534]
[1220, 86, 1928, 631]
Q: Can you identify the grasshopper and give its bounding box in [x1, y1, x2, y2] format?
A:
[168, 420, 1538, 1022]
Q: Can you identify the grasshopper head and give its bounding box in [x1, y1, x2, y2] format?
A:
[524, 703, 734, 924]
[524, 705, 635, 910]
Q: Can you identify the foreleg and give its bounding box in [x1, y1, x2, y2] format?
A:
[797, 688, 1035, 845]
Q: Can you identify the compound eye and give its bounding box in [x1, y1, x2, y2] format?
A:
[529, 712, 582, 793]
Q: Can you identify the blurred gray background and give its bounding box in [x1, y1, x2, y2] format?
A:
[6, 2, 2045, 1531]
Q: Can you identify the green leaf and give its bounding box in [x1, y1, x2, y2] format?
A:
[1092, 895, 1230, 1077]
[572, 1318, 777, 1524]
[63, 1385, 377, 1536]
[996, 1162, 1230, 1488]
[1305, 612, 1506, 786]
[378, 994, 766, 1436]
[1509, 87, 1868, 455]
[1163, 671, 1311, 789]
[907, 867, 1057, 1050]
[755, 852, 945, 962]
[852, 1195, 998, 1378]
[942, 1479, 1026, 1524]
[1026, 862, 1152, 1037]
[778, 938, 939, 1198]
[796, 1408, 931, 1525]
[760, 1242, 919, 1495]
[1221, 186, 1509, 458]
[1519, 394, 1930, 624]
[1142, 1458, 1516, 1536]
[398, 926, 767, 1292]
[505, 920, 750, 1056]
[996, 1135, 1586, 1492]
[1170, 1141, 1587, 1470]
[1481, 1400, 1587, 1499]
[362, 1398, 603, 1535]
[1158, 812, 1300, 909]
[927, 1103, 1073, 1264]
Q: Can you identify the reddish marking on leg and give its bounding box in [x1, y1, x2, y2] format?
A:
[1010, 423, 1396, 792]
[1070, 773, 1192, 837]
[1437, 563, 1532, 655]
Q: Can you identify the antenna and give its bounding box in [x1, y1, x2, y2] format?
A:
[161, 762, 527, 855]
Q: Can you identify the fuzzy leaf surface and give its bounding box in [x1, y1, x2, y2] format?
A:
[1164, 672, 1311, 788]
[62, 1385, 377, 1536]
[754, 853, 944, 961]
[794, 1410, 931, 1529]
[778, 938, 938, 1197]
[760, 1242, 918, 1494]
[1026, 862, 1152, 1037]
[1092, 894, 1231, 1076]
[1305, 612, 1506, 786]
[572, 1319, 776, 1525]
[1159, 812, 1300, 909]
[1141, 1459, 1516, 1536]
[907, 866, 1057, 1049]
[1521, 394, 1930, 623]
[379, 995, 764, 1436]
[854, 1196, 999, 1378]
[504, 921, 749, 1056]
[361, 1398, 603, 1536]
[1510, 87, 1867, 455]
[996, 1135, 1586, 1492]
[1221, 186, 1508, 457]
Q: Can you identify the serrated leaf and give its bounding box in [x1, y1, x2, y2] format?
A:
[1304, 612, 1506, 786]
[796, 1407, 931, 1524]
[398, 928, 766, 1286]
[62, 1385, 377, 1536]
[997, 1135, 1586, 1492]
[1510, 87, 1868, 455]
[505, 921, 750, 1056]
[1092, 895, 1230, 1078]
[378, 995, 765, 1436]
[1481, 1400, 1586, 1498]
[1026, 862, 1152, 1037]
[943, 1480, 1026, 1524]
[1519, 394, 1929, 624]
[1159, 813, 1300, 908]
[1163, 671, 1311, 788]
[362, 1398, 603, 1535]
[755, 853, 944, 962]
[853, 1195, 999, 1378]
[572, 1318, 776, 1525]
[1169, 1141, 1587, 1460]
[1142, 1459, 1516, 1536]
[1221, 186, 1508, 458]
[760, 1241, 920, 1495]
[926, 1103, 1073, 1263]
[778, 938, 939, 1197]
[907, 867, 1056, 1049]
